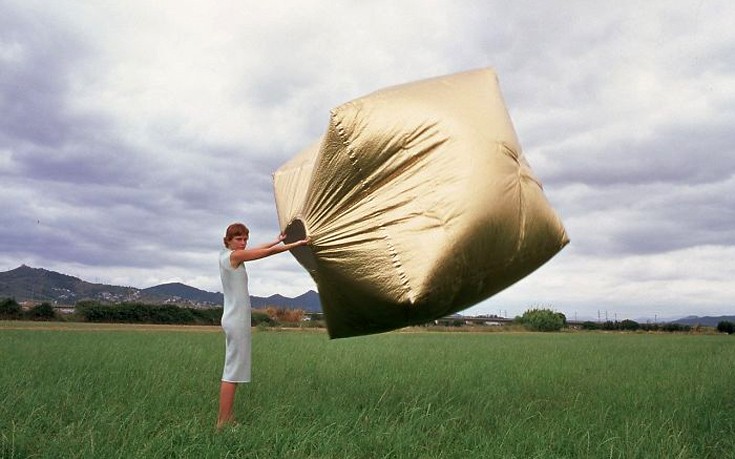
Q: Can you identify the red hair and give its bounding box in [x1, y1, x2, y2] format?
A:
[223, 223, 249, 247]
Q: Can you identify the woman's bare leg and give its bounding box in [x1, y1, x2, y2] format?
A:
[217, 381, 238, 429]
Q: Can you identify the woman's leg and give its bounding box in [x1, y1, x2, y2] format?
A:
[217, 381, 238, 428]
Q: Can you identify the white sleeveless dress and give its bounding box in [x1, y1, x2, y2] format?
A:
[218, 249, 251, 383]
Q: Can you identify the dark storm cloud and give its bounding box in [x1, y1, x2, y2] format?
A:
[1, 0, 733, 315]
[0, 0, 284, 272]
[0, 5, 156, 190]
[12, 138, 151, 186]
[0, 7, 90, 148]
[539, 119, 735, 187]
[551, 171, 735, 257]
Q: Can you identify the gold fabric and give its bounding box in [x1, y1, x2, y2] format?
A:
[273, 68, 569, 338]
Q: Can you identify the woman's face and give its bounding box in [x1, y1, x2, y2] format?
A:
[227, 234, 248, 250]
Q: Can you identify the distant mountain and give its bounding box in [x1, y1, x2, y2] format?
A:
[0, 265, 139, 304]
[671, 315, 735, 327]
[252, 291, 322, 313]
[141, 283, 224, 305]
[0, 265, 321, 312]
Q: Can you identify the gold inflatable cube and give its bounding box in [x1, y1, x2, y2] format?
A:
[274, 68, 569, 338]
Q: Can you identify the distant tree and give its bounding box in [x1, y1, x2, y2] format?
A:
[717, 321, 735, 335]
[0, 298, 22, 319]
[76, 301, 106, 321]
[556, 311, 567, 327]
[190, 307, 222, 325]
[581, 321, 599, 330]
[662, 323, 691, 332]
[252, 310, 275, 326]
[264, 306, 304, 324]
[640, 322, 659, 332]
[619, 319, 640, 331]
[26, 302, 57, 320]
[77, 301, 204, 324]
[518, 308, 566, 332]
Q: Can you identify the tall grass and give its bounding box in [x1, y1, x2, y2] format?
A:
[1, 322, 733, 458]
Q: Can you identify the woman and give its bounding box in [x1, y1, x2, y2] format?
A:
[217, 222, 308, 429]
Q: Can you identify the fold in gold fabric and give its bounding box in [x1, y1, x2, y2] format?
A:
[273, 68, 569, 338]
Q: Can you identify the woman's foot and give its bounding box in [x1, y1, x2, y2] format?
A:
[216, 417, 238, 430]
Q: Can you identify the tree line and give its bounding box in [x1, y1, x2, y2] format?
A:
[0, 298, 313, 327]
[0, 298, 58, 321]
[580, 318, 734, 334]
[580, 319, 692, 332]
[515, 308, 735, 334]
[2, 298, 733, 333]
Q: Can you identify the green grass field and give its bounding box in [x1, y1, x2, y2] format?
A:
[1, 322, 733, 458]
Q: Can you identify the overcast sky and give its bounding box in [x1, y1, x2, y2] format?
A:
[2, 0, 733, 321]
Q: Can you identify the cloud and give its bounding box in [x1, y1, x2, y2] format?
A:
[1, 0, 734, 319]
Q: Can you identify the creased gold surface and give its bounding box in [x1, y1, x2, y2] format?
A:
[273, 68, 569, 338]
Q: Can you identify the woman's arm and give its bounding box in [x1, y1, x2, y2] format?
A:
[250, 234, 287, 250]
[230, 237, 308, 267]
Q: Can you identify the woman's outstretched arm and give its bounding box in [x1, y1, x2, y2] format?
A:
[230, 237, 308, 266]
